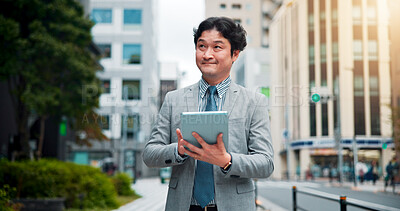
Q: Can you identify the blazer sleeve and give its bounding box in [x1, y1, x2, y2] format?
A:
[224, 93, 274, 178]
[142, 92, 185, 168]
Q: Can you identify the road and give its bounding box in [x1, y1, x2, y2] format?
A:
[115, 178, 400, 211]
[257, 180, 400, 211]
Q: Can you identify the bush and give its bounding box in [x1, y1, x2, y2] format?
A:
[112, 173, 135, 196]
[0, 159, 119, 209]
[0, 185, 16, 211]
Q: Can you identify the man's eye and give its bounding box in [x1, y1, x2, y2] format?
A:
[215, 46, 222, 49]
[198, 44, 205, 48]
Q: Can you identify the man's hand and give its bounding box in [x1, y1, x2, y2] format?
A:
[176, 128, 186, 157]
[177, 130, 231, 168]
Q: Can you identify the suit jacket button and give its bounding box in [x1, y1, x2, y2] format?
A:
[165, 159, 172, 164]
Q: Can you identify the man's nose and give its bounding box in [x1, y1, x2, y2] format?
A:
[203, 47, 213, 59]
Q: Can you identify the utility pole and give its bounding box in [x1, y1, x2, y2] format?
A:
[352, 135, 358, 187]
[285, 105, 291, 180]
[335, 78, 343, 184]
[119, 86, 128, 173]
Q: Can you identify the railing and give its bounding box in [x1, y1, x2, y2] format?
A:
[292, 186, 398, 211]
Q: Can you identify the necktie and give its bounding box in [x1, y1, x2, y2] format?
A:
[194, 86, 217, 208]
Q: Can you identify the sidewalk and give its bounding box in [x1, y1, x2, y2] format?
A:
[321, 179, 400, 194]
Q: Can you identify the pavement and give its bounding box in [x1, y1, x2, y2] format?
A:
[113, 177, 399, 211]
[314, 178, 400, 194]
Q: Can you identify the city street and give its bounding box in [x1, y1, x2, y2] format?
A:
[114, 178, 400, 211]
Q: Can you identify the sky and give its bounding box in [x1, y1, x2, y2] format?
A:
[157, 0, 205, 87]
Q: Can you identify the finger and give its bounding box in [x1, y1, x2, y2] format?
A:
[216, 133, 224, 147]
[181, 139, 202, 154]
[192, 132, 207, 147]
[176, 128, 183, 140]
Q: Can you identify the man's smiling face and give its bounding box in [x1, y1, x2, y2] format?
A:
[195, 29, 239, 85]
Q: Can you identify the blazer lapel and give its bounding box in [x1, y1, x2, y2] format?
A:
[222, 82, 240, 117]
[184, 82, 200, 112]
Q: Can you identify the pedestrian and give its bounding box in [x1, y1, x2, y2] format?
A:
[385, 156, 399, 192]
[143, 17, 274, 211]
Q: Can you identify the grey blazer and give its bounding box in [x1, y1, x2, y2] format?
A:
[143, 81, 274, 211]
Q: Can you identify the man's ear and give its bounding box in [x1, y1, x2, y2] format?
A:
[232, 50, 240, 62]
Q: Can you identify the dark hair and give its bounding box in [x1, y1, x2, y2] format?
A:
[193, 17, 247, 56]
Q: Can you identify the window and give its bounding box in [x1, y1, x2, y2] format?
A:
[123, 44, 141, 64]
[368, 40, 378, 61]
[331, 10, 338, 27]
[369, 76, 379, 96]
[352, 6, 361, 25]
[122, 80, 140, 100]
[246, 18, 252, 25]
[101, 80, 111, 94]
[310, 105, 316, 136]
[354, 76, 364, 97]
[233, 19, 241, 24]
[124, 9, 142, 30]
[232, 4, 241, 9]
[367, 6, 376, 25]
[308, 14, 314, 31]
[353, 40, 363, 61]
[97, 44, 111, 58]
[322, 104, 328, 136]
[91, 9, 112, 24]
[121, 114, 140, 139]
[220, 4, 226, 9]
[320, 44, 326, 63]
[309, 45, 315, 65]
[99, 115, 110, 130]
[332, 42, 338, 61]
[246, 4, 252, 10]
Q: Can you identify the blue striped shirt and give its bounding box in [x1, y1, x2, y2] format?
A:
[198, 76, 231, 112]
[190, 76, 231, 206]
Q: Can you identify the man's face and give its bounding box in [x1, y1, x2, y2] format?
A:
[196, 29, 239, 85]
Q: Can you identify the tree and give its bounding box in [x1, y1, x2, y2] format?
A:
[0, 0, 106, 159]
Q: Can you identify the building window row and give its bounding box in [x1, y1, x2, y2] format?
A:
[101, 80, 141, 100]
[96, 43, 142, 64]
[90, 8, 142, 30]
[220, 3, 242, 9]
[97, 114, 141, 139]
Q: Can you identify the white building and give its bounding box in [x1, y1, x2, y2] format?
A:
[69, 0, 159, 178]
[270, 0, 394, 180]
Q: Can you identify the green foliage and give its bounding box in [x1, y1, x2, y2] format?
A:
[0, 0, 105, 155]
[112, 173, 135, 196]
[0, 159, 119, 209]
[0, 185, 16, 211]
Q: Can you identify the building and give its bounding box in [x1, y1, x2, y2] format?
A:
[205, 0, 282, 48]
[389, 0, 400, 108]
[270, 0, 394, 180]
[68, 0, 159, 178]
[159, 62, 179, 107]
[205, 0, 281, 107]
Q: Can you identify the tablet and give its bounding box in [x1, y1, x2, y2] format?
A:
[180, 111, 229, 149]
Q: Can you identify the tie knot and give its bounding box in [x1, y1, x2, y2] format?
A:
[208, 86, 217, 96]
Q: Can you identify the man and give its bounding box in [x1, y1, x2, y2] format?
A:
[143, 17, 274, 211]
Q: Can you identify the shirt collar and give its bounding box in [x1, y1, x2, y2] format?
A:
[199, 76, 231, 99]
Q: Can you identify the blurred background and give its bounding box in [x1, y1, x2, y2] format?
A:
[1, 0, 400, 210]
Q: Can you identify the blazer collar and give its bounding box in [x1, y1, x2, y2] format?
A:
[184, 82, 200, 112]
[183, 80, 240, 116]
[222, 82, 240, 117]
